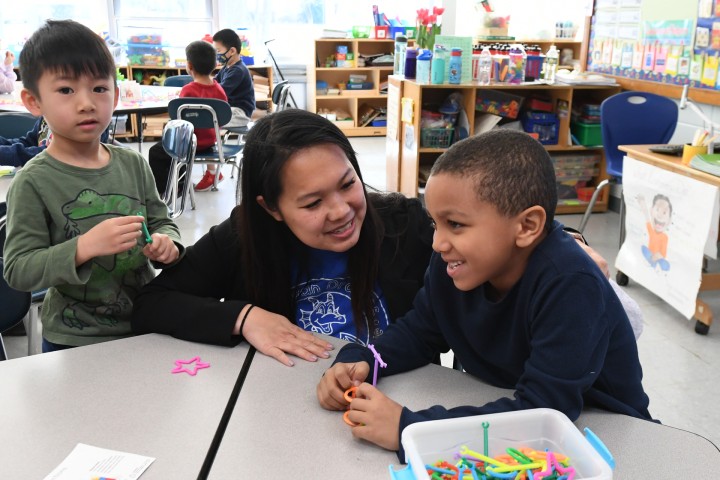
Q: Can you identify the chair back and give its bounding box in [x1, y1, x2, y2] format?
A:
[0, 258, 31, 360]
[272, 80, 292, 112]
[272, 80, 289, 106]
[601, 91, 678, 178]
[162, 119, 195, 160]
[168, 97, 233, 129]
[161, 120, 196, 219]
[164, 75, 193, 88]
[0, 112, 38, 140]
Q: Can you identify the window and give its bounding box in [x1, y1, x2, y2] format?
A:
[0, 0, 110, 66]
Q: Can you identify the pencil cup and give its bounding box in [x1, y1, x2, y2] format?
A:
[682, 144, 707, 165]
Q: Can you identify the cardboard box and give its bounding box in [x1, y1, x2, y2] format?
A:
[402, 408, 613, 480]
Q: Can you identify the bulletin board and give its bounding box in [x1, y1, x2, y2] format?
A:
[587, 0, 720, 105]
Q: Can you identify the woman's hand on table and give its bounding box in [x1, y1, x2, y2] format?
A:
[237, 305, 334, 366]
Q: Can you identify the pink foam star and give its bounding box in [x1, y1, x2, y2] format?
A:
[171, 356, 211, 376]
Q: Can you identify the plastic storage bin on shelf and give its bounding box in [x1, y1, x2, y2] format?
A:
[572, 120, 603, 146]
[476, 90, 523, 119]
[401, 408, 613, 480]
[421, 128, 455, 148]
[352, 26, 371, 38]
[522, 111, 559, 145]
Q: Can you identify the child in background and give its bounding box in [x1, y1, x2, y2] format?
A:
[0, 51, 16, 93]
[148, 40, 228, 196]
[317, 129, 652, 454]
[3, 20, 183, 353]
[192, 28, 255, 192]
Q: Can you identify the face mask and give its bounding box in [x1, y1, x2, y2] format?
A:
[216, 49, 231, 65]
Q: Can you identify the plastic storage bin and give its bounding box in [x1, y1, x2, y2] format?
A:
[402, 408, 613, 480]
[571, 120, 603, 146]
[475, 90, 524, 119]
[352, 26, 371, 38]
[522, 111, 559, 145]
[421, 128, 455, 148]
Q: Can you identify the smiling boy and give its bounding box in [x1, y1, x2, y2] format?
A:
[3, 20, 182, 352]
[317, 129, 652, 455]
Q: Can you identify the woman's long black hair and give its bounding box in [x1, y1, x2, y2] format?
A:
[234, 109, 383, 337]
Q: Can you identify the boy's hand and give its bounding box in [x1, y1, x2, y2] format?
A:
[143, 233, 179, 264]
[317, 362, 370, 410]
[345, 383, 403, 451]
[4, 51, 14, 66]
[76, 216, 143, 265]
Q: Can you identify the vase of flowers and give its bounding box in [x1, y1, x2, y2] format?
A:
[416, 6, 445, 51]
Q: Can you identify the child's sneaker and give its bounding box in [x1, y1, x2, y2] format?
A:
[194, 170, 224, 192]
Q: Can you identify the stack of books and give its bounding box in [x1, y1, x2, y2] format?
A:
[690, 153, 720, 177]
[357, 104, 387, 127]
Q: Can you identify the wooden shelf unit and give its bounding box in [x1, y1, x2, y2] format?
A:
[386, 78, 621, 214]
[308, 38, 395, 137]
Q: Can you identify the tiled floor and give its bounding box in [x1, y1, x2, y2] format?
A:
[4, 136, 720, 449]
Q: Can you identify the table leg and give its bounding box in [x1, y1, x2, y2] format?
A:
[136, 112, 144, 153]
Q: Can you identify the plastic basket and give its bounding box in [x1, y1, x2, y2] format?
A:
[352, 26, 371, 38]
[421, 128, 454, 148]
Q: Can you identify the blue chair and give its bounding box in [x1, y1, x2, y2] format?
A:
[578, 91, 678, 285]
[1, 204, 46, 356]
[0, 257, 31, 361]
[0, 112, 38, 140]
[168, 98, 244, 191]
[164, 75, 193, 88]
[161, 119, 197, 218]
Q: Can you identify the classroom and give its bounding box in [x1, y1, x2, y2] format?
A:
[1, 0, 720, 478]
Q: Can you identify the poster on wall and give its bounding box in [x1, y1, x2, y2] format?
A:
[615, 158, 720, 319]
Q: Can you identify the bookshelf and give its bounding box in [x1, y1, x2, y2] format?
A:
[308, 38, 395, 137]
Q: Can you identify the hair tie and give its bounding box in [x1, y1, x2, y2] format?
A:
[240, 304, 256, 336]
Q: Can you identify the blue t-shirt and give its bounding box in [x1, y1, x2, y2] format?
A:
[292, 249, 390, 345]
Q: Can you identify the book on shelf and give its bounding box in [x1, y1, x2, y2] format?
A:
[690, 153, 720, 177]
[321, 29, 348, 38]
[358, 104, 385, 127]
[555, 71, 617, 86]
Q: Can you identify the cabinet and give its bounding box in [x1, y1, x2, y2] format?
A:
[308, 39, 395, 137]
[386, 78, 621, 214]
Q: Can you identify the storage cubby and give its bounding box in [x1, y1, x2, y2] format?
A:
[309, 38, 395, 137]
[388, 79, 621, 214]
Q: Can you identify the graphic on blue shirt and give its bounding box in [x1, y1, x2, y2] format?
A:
[295, 277, 389, 345]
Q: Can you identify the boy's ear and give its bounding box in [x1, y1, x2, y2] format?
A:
[21, 88, 43, 117]
[515, 205, 546, 248]
[256, 195, 283, 222]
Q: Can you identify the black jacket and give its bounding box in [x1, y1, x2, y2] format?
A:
[131, 193, 434, 346]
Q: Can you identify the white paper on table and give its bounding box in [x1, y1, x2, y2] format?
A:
[43, 443, 155, 480]
[616, 157, 720, 319]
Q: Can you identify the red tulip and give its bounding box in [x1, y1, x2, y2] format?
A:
[428, 14, 437, 25]
[433, 6, 445, 16]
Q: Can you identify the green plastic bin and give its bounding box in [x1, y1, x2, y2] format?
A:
[571, 121, 602, 146]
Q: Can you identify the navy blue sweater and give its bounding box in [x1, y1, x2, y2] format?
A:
[335, 222, 652, 449]
[215, 62, 255, 118]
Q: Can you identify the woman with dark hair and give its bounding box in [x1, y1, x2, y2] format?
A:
[132, 109, 434, 366]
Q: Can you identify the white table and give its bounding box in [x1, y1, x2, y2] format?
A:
[0, 334, 249, 479]
[209, 336, 720, 478]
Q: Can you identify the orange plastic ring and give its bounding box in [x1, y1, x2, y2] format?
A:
[343, 386, 358, 403]
[343, 410, 361, 427]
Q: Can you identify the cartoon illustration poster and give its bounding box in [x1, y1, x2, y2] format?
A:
[616, 157, 720, 319]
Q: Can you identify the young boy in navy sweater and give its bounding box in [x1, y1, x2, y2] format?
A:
[317, 129, 652, 453]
